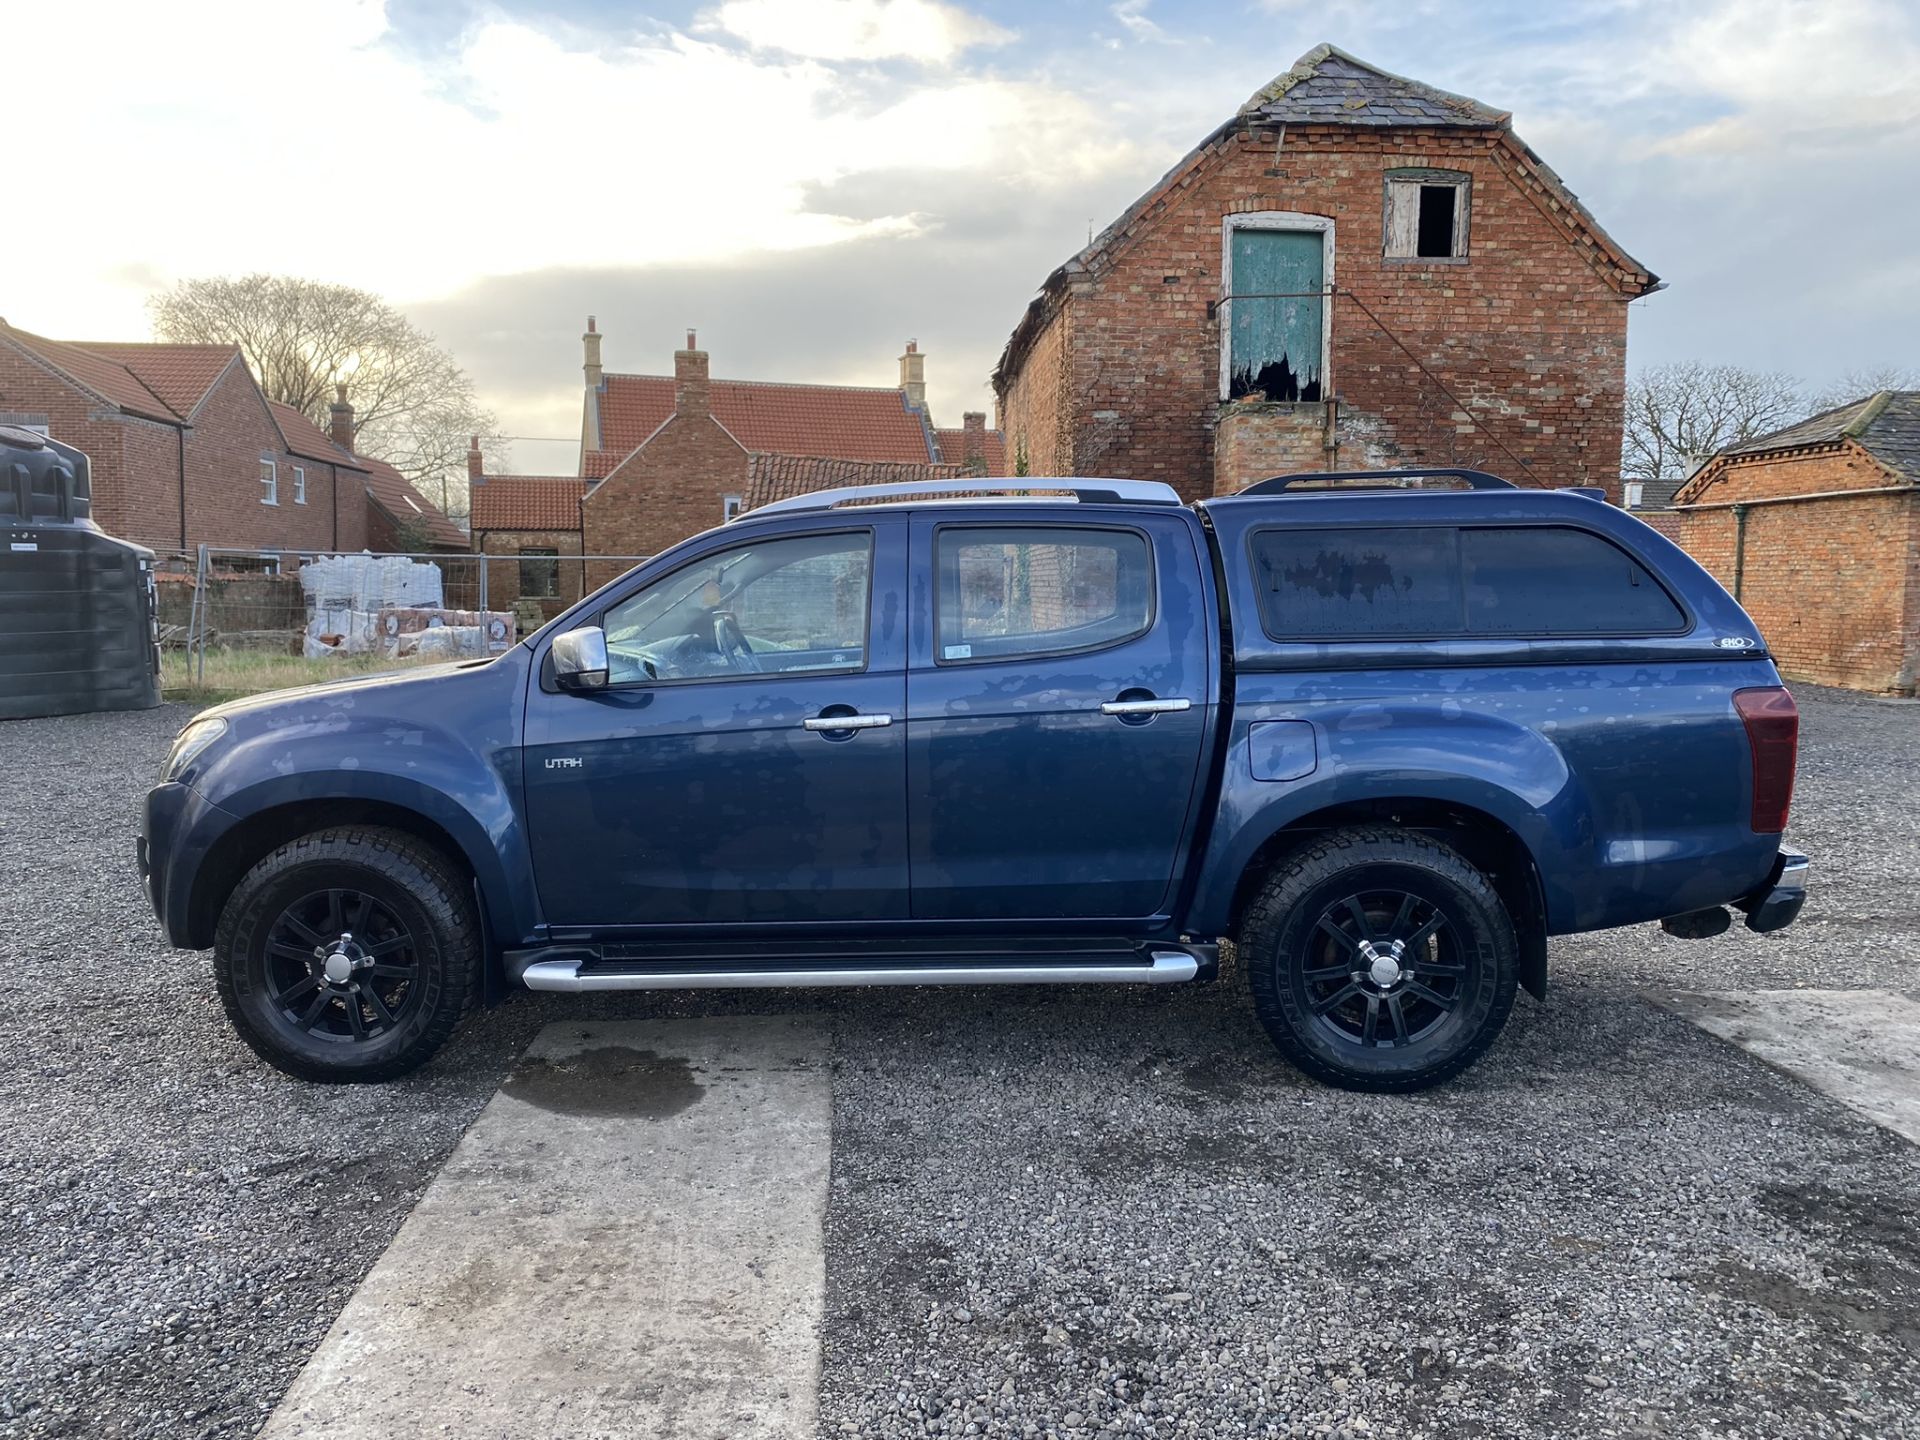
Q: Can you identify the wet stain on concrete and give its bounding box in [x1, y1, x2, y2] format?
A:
[501, 1047, 706, 1119]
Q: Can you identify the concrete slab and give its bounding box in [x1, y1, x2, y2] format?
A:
[259, 1015, 831, 1440]
[1657, 988, 1920, 1145]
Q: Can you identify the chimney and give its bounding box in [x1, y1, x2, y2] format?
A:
[582, 315, 603, 388]
[328, 383, 354, 452]
[961, 411, 986, 472]
[467, 434, 484, 480]
[675, 329, 710, 418]
[899, 339, 927, 413]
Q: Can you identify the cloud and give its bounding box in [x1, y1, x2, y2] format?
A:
[704, 0, 1012, 63]
[1111, 0, 1174, 44]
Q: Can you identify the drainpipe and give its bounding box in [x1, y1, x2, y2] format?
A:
[1731, 503, 1750, 602]
[176, 425, 188, 550]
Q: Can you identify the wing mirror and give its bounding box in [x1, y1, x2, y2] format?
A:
[551, 625, 610, 692]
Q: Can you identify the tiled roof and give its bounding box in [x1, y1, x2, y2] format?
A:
[471, 475, 587, 532]
[0, 324, 181, 423]
[595, 374, 938, 471]
[1625, 475, 1685, 509]
[81, 342, 240, 419]
[1240, 44, 1508, 128]
[266, 400, 367, 470]
[360, 453, 468, 548]
[934, 427, 1009, 474]
[1720, 392, 1920, 481]
[582, 447, 622, 478]
[744, 454, 962, 511]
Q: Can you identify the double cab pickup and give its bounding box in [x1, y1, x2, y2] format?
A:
[142, 471, 1806, 1091]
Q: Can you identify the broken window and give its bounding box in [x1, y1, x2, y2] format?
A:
[1385, 170, 1469, 260]
[1222, 218, 1330, 402]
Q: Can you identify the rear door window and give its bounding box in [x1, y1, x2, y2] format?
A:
[1251, 527, 1461, 638]
[935, 526, 1154, 662]
[1462, 527, 1685, 635]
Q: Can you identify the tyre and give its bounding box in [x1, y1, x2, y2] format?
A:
[1242, 826, 1518, 1093]
[214, 827, 478, 1083]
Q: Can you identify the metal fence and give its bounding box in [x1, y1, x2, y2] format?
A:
[175, 546, 651, 685]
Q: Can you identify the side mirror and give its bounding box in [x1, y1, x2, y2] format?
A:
[551, 626, 610, 692]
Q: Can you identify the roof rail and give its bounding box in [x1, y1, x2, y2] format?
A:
[1239, 468, 1518, 496]
[748, 477, 1183, 517]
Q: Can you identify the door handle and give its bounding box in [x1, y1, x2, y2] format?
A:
[1100, 698, 1193, 716]
[803, 712, 894, 731]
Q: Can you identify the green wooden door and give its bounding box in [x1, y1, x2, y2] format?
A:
[1227, 228, 1325, 401]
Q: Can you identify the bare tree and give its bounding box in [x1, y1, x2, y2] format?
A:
[149, 274, 504, 520]
[1805, 365, 1920, 414]
[1622, 363, 1804, 481]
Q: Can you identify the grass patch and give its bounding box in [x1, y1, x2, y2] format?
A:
[162, 649, 448, 705]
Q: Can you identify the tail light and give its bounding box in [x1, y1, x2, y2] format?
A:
[1733, 687, 1798, 834]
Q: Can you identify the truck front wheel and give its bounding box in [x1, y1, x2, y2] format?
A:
[213, 827, 479, 1083]
[1241, 827, 1518, 1093]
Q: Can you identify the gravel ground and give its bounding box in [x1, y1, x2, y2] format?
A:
[1, 687, 1916, 1439]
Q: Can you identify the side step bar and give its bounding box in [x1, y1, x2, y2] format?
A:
[519, 949, 1204, 994]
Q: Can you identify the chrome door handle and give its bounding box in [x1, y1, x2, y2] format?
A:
[1100, 698, 1193, 716]
[803, 712, 894, 731]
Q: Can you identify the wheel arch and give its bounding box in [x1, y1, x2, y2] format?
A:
[1225, 797, 1550, 1000]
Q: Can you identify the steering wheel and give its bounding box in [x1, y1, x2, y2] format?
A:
[712, 612, 761, 673]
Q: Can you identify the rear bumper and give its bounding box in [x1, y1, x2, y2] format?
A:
[1736, 848, 1808, 934]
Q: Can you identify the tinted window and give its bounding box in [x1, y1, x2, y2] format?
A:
[937, 526, 1152, 662]
[1252, 528, 1461, 638]
[602, 531, 870, 683]
[1462, 527, 1684, 635]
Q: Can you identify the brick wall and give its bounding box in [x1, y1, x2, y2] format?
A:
[581, 411, 745, 590]
[473, 529, 588, 619]
[1660, 447, 1918, 693]
[1213, 403, 1337, 493]
[998, 126, 1634, 502]
[183, 371, 363, 555]
[997, 307, 1073, 476]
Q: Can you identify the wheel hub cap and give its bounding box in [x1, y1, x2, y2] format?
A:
[1356, 938, 1405, 989]
[316, 932, 364, 988]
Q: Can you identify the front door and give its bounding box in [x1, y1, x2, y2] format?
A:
[524, 521, 908, 929]
[905, 514, 1212, 921]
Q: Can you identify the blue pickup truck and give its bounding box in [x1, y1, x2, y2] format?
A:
[141, 471, 1806, 1091]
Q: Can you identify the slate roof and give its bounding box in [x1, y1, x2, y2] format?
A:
[1239, 44, 1509, 128]
[743, 454, 963, 511]
[933, 426, 1009, 474]
[0, 324, 182, 423]
[1626, 475, 1686, 509]
[470, 476, 588, 532]
[266, 401, 367, 470]
[589, 373, 938, 476]
[360, 454, 468, 549]
[81, 342, 241, 419]
[1720, 392, 1920, 480]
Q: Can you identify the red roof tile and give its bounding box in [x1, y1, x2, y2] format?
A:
[267, 401, 367, 469]
[82, 342, 241, 418]
[743, 454, 962, 511]
[934, 427, 1009, 475]
[597, 374, 937, 468]
[360, 454, 468, 549]
[471, 476, 587, 532]
[0, 325, 181, 423]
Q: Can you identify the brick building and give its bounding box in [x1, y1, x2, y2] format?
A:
[0, 322, 458, 561]
[1650, 392, 1920, 693]
[993, 45, 1661, 501]
[472, 322, 1006, 603]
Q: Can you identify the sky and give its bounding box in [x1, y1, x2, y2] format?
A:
[7, 0, 1917, 475]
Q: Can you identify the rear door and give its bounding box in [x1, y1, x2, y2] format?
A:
[904, 512, 1212, 920]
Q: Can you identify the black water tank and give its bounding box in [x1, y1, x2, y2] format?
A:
[0, 425, 162, 719]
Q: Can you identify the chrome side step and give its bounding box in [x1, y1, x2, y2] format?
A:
[519, 949, 1202, 994]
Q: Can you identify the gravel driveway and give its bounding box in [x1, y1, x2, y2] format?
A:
[2, 687, 1916, 1439]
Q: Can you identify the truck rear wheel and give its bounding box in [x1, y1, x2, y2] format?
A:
[213, 827, 478, 1083]
[1242, 827, 1518, 1092]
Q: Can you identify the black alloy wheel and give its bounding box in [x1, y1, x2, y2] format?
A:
[1243, 827, 1519, 1092]
[262, 887, 424, 1045]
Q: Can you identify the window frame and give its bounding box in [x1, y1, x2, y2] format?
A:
[930, 521, 1158, 667]
[518, 546, 561, 599]
[1218, 211, 1335, 403]
[259, 455, 278, 506]
[591, 526, 876, 690]
[291, 465, 307, 505]
[722, 493, 743, 523]
[1383, 168, 1471, 264]
[1245, 521, 1693, 644]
